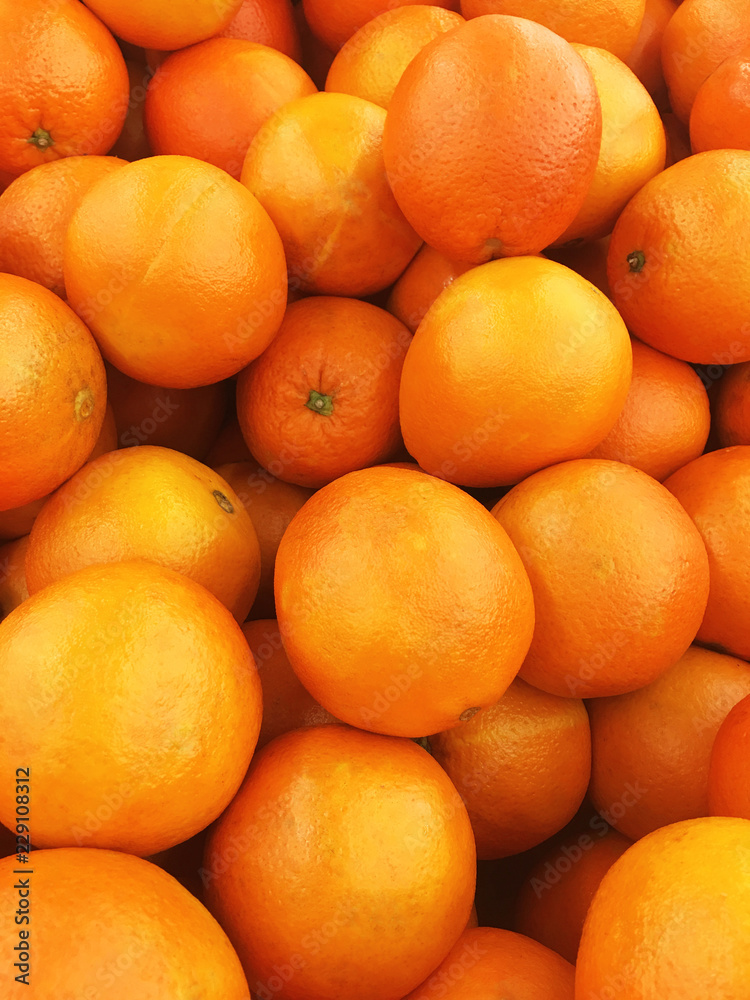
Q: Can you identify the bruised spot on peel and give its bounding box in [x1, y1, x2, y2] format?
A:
[459, 707, 480, 723]
[212, 490, 235, 514]
[74, 387, 95, 421]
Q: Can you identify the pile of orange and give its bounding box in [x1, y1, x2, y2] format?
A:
[1, 0, 750, 997]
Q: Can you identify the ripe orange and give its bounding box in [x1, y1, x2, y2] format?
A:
[404, 927, 575, 1000]
[0, 155, 127, 298]
[241, 92, 421, 296]
[0, 273, 106, 512]
[64, 155, 287, 389]
[664, 446, 750, 661]
[661, 0, 750, 123]
[108, 60, 154, 161]
[461, 0, 645, 61]
[218, 0, 302, 61]
[714, 361, 750, 446]
[236, 297, 410, 488]
[0, 849, 251, 999]
[608, 150, 750, 364]
[25, 445, 262, 622]
[427, 678, 591, 859]
[83, 0, 244, 50]
[204, 725, 476, 1000]
[145, 40, 316, 180]
[624, 0, 677, 104]
[303, 0, 460, 51]
[709, 693, 750, 819]
[399, 257, 632, 487]
[576, 817, 750, 997]
[275, 466, 534, 737]
[106, 363, 228, 461]
[492, 459, 710, 698]
[0, 536, 29, 621]
[0, 0, 129, 175]
[690, 45, 750, 152]
[514, 826, 633, 964]
[555, 45, 665, 244]
[0, 561, 261, 855]
[387, 244, 474, 333]
[325, 6, 464, 109]
[588, 645, 750, 840]
[543, 237, 612, 298]
[215, 463, 312, 618]
[586, 338, 711, 480]
[383, 16, 602, 261]
[241, 618, 337, 748]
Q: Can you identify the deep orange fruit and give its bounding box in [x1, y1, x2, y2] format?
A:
[303, 0, 460, 51]
[709, 693, 750, 820]
[387, 244, 474, 333]
[715, 361, 750, 446]
[690, 45, 750, 152]
[218, 0, 302, 61]
[83, 0, 244, 50]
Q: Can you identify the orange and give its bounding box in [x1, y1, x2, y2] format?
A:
[215, 463, 313, 618]
[0, 273, 106, 511]
[576, 817, 750, 997]
[586, 338, 711, 481]
[275, 465, 534, 737]
[715, 361, 750, 446]
[0, 536, 29, 621]
[399, 256, 632, 487]
[206, 418, 254, 467]
[241, 92, 421, 296]
[106, 362, 228, 461]
[543, 237, 612, 298]
[427, 678, 591, 859]
[661, 0, 750, 123]
[709, 693, 750, 819]
[664, 446, 750, 660]
[0, 0, 129, 175]
[236, 296, 410, 488]
[0, 561, 261, 855]
[607, 150, 750, 364]
[404, 927, 575, 1000]
[108, 60, 154, 161]
[145, 40, 316, 180]
[387, 244, 474, 333]
[514, 826, 633, 964]
[218, 0, 302, 61]
[0, 848, 251, 999]
[461, 0, 645, 61]
[325, 6, 464, 109]
[0, 155, 126, 298]
[83, 0, 244, 50]
[242, 618, 337, 748]
[25, 445, 262, 622]
[555, 45, 665, 244]
[64, 155, 287, 389]
[204, 724, 476, 1000]
[303, 0, 460, 51]
[492, 459, 710, 698]
[588, 645, 750, 841]
[383, 16, 602, 261]
[690, 45, 750, 152]
[624, 0, 677, 104]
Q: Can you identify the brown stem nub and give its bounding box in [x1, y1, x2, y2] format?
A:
[626, 250, 646, 273]
[28, 128, 53, 150]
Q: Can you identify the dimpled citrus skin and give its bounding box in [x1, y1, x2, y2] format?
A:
[387, 243, 474, 333]
[575, 817, 750, 998]
[404, 927, 575, 1000]
[64, 155, 287, 389]
[0, 849, 251, 1000]
[492, 459, 711, 698]
[218, 0, 302, 61]
[0, 0, 129, 175]
[715, 361, 750, 446]
[204, 725, 476, 1000]
[383, 16, 602, 262]
[303, 0, 460, 51]
[690, 46, 750, 153]
[709, 693, 750, 819]
[24, 445, 262, 622]
[0, 561, 262, 856]
[664, 446, 750, 661]
[607, 150, 750, 364]
[83, 0, 244, 50]
[274, 466, 535, 737]
[0, 274, 107, 512]
[398, 257, 632, 487]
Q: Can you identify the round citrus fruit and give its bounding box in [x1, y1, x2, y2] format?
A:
[690, 45, 750, 152]
[0, 560, 261, 855]
[83, 0, 244, 50]
[275, 465, 534, 737]
[387, 243, 474, 333]
[709, 693, 750, 820]
[624, 0, 676, 104]
[303, 0, 459, 51]
[219, 0, 302, 61]
[714, 361, 750, 446]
